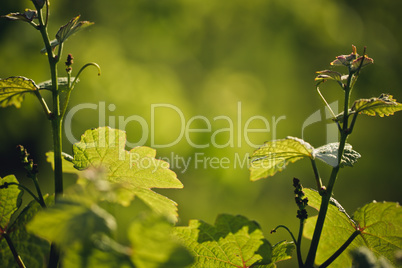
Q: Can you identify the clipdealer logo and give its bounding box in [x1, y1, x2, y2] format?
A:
[64, 101, 338, 173]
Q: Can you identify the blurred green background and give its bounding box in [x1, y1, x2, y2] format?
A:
[1, 0, 401, 266]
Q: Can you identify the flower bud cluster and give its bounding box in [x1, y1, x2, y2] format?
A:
[293, 177, 308, 220]
[17, 145, 38, 176]
[65, 53, 74, 72]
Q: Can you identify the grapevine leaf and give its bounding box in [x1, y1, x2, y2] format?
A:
[41, 16, 94, 53]
[72, 127, 183, 222]
[352, 94, 402, 117]
[0, 76, 38, 108]
[315, 70, 342, 83]
[304, 189, 402, 267]
[38, 77, 78, 92]
[129, 213, 194, 268]
[0, 196, 53, 268]
[353, 201, 402, 265]
[61, 207, 193, 268]
[0, 175, 22, 229]
[303, 189, 361, 267]
[174, 214, 295, 267]
[62, 244, 133, 268]
[250, 137, 314, 181]
[56, 15, 94, 44]
[313, 143, 361, 168]
[1, 9, 37, 22]
[351, 55, 374, 71]
[330, 48, 358, 66]
[270, 241, 295, 264]
[27, 198, 116, 247]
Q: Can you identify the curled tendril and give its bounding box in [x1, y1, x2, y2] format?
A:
[70, 62, 101, 90]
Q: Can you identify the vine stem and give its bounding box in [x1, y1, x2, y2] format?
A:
[35, 0, 64, 199]
[35, 3, 63, 268]
[3, 233, 26, 268]
[304, 66, 354, 267]
[296, 220, 305, 268]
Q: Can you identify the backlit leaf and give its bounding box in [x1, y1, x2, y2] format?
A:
[0, 175, 22, 229]
[174, 214, 295, 267]
[313, 143, 361, 168]
[61, 206, 193, 268]
[353, 202, 402, 265]
[352, 94, 402, 117]
[62, 244, 133, 268]
[0, 196, 53, 268]
[27, 198, 116, 247]
[250, 137, 314, 181]
[56, 15, 94, 44]
[72, 127, 183, 222]
[315, 70, 342, 83]
[0, 76, 38, 108]
[351, 55, 374, 71]
[129, 213, 193, 268]
[304, 189, 402, 267]
[41, 16, 94, 53]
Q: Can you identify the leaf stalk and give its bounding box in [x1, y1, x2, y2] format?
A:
[318, 230, 361, 267]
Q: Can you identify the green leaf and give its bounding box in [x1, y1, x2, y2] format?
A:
[174, 214, 295, 267]
[27, 198, 116, 247]
[353, 202, 402, 265]
[38, 77, 78, 92]
[56, 15, 94, 44]
[0, 196, 53, 268]
[351, 55, 374, 71]
[1, 9, 37, 22]
[249, 138, 361, 181]
[270, 240, 296, 264]
[61, 207, 193, 268]
[0, 76, 38, 108]
[0, 175, 22, 229]
[304, 189, 402, 267]
[129, 213, 193, 268]
[41, 16, 94, 53]
[352, 94, 402, 117]
[303, 189, 360, 267]
[250, 137, 314, 181]
[313, 143, 361, 168]
[72, 127, 183, 222]
[62, 244, 133, 268]
[315, 70, 342, 83]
